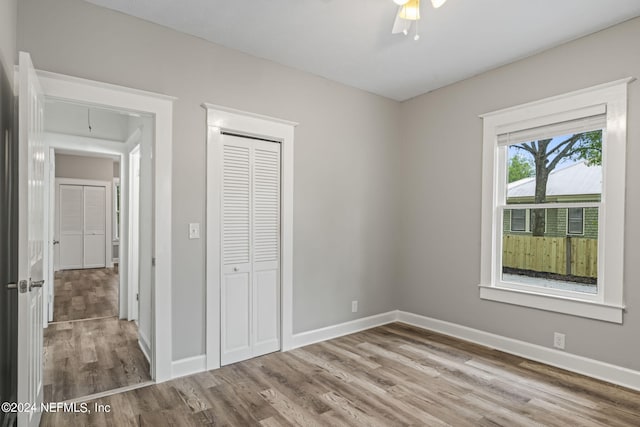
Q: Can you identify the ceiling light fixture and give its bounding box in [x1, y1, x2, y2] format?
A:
[391, 0, 448, 40]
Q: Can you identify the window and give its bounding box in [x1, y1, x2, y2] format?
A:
[510, 209, 526, 232]
[567, 208, 584, 235]
[479, 79, 631, 323]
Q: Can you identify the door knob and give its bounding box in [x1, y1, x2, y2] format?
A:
[233, 267, 239, 272]
[29, 279, 45, 291]
[53, 240, 59, 245]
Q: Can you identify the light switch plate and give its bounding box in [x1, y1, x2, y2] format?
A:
[189, 223, 200, 239]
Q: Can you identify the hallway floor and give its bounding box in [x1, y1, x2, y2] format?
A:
[53, 268, 118, 322]
[45, 268, 150, 402]
[43, 316, 151, 402]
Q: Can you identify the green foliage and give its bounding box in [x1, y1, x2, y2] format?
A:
[571, 131, 602, 166]
[508, 154, 534, 183]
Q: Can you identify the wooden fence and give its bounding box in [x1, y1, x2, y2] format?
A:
[502, 235, 597, 278]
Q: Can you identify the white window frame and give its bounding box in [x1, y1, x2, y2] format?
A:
[479, 78, 632, 324]
[567, 207, 584, 236]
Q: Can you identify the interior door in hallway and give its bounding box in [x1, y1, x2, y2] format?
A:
[83, 186, 106, 268]
[58, 183, 106, 270]
[221, 135, 281, 366]
[59, 184, 83, 269]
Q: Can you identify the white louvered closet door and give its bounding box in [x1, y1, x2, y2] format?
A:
[59, 185, 84, 269]
[83, 186, 106, 268]
[221, 135, 281, 366]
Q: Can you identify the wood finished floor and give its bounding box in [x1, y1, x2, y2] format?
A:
[53, 268, 119, 322]
[43, 316, 151, 403]
[41, 322, 640, 426]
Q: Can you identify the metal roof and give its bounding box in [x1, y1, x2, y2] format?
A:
[507, 161, 602, 198]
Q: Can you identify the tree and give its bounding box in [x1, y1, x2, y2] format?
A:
[512, 131, 602, 236]
[508, 154, 534, 183]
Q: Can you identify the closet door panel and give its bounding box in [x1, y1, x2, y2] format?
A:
[252, 142, 281, 355]
[59, 185, 83, 270]
[83, 186, 106, 268]
[220, 140, 252, 365]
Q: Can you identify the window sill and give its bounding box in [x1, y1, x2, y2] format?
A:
[479, 284, 624, 323]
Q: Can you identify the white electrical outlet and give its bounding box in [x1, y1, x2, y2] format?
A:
[351, 300, 358, 313]
[553, 332, 565, 349]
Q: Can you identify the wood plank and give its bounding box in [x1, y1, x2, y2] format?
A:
[42, 323, 640, 426]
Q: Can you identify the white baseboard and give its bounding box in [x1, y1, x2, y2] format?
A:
[290, 311, 397, 350]
[138, 336, 151, 363]
[172, 355, 207, 379]
[171, 308, 640, 392]
[396, 310, 640, 392]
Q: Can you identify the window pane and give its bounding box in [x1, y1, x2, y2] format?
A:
[502, 208, 598, 294]
[567, 207, 584, 235]
[506, 130, 602, 204]
[510, 209, 526, 232]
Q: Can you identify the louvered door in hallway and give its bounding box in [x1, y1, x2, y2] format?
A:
[221, 135, 281, 366]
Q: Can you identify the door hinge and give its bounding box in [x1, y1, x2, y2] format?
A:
[136, 293, 139, 302]
[151, 257, 156, 267]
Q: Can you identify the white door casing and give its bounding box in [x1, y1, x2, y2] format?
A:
[17, 51, 45, 427]
[46, 148, 55, 323]
[220, 135, 281, 366]
[206, 104, 296, 371]
[38, 69, 174, 382]
[128, 145, 140, 321]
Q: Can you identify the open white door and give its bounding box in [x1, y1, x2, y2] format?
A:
[17, 52, 45, 427]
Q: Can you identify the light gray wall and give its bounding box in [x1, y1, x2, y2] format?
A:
[18, 0, 401, 360]
[0, 0, 16, 85]
[398, 17, 640, 370]
[55, 154, 114, 182]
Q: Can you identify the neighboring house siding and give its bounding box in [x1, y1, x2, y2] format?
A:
[504, 207, 598, 239]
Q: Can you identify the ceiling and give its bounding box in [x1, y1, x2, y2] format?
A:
[83, 0, 640, 101]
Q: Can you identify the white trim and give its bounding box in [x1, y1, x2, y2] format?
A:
[112, 177, 120, 241]
[289, 311, 397, 350]
[171, 355, 207, 379]
[202, 103, 298, 127]
[479, 77, 635, 118]
[39, 69, 174, 383]
[478, 286, 623, 323]
[480, 79, 630, 322]
[396, 311, 640, 392]
[205, 105, 297, 370]
[138, 337, 151, 364]
[162, 306, 640, 391]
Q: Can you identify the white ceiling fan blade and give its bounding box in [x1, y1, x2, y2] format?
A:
[392, 8, 412, 34]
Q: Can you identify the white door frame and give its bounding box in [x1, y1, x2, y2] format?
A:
[128, 144, 140, 322]
[55, 178, 112, 270]
[204, 103, 296, 370]
[39, 70, 175, 382]
[44, 137, 123, 327]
